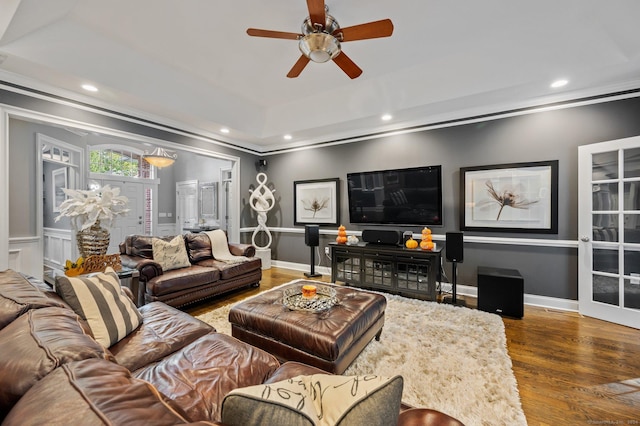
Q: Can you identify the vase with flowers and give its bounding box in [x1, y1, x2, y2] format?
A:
[55, 185, 130, 257]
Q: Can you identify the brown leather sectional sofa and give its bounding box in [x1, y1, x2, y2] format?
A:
[119, 233, 261, 308]
[0, 269, 464, 426]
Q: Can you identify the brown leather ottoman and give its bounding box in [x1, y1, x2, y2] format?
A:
[229, 281, 386, 374]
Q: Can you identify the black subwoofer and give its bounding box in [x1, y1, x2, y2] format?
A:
[477, 266, 524, 318]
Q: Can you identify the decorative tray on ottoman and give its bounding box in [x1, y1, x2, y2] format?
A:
[283, 284, 338, 312]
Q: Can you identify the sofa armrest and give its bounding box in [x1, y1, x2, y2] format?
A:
[120, 255, 163, 282]
[398, 408, 465, 426]
[228, 243, 255, 257]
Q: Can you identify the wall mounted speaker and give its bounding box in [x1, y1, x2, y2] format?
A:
[304, 225, 320, 247]
[445, 232, 464, 263]
[362, 229, 402, 245]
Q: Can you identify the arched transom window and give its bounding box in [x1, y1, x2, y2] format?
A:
[88, 145, 152, 178]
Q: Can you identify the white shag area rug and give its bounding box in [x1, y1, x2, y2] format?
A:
[195, 281, 527, 426]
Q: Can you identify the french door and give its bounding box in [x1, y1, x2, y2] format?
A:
[578, 136, 640, 329]
[100, 179, 145, 253]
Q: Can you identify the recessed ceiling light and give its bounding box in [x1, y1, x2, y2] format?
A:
[550, 79, 568, 89]
[381, 114, 392, 121]
[284, 134, 292, 140]
[220, 128, 230, 134]
[81, 84, 98, 92]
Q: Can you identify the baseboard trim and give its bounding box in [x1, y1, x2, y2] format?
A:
[441, 283, 578, 312]
[272, 260, 331, 277]
[273, 261, 579, 312]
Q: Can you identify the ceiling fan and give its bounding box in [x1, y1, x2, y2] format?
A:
[246, 0, 394, 79]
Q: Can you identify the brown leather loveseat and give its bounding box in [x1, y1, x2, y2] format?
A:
[120, 232, 261, 308]
[0, 269, 464, 426]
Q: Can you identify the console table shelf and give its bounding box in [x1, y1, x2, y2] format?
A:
[330, 242, 441, 301]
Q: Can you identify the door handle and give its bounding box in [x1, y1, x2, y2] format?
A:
[580, 236, 591, 242]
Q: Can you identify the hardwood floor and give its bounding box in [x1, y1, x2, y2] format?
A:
[187, 267, 640, 425]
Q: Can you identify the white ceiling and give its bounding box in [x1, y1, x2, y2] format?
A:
[0, 0, 639, 153]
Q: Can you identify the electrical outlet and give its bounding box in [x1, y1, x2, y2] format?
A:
[325, 247, 330, 255]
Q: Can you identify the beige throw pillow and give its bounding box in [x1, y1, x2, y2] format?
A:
[221, 374, 403, 426]
[152, 235, 191, 271]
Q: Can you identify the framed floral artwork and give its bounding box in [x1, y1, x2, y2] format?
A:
[294, 178, 340, 226]
[460, 160, 558, 233]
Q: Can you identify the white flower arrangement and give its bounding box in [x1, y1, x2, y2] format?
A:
[55, 185, 130, 231]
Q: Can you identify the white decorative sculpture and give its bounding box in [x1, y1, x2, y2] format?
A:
[249, 172, 276, 251]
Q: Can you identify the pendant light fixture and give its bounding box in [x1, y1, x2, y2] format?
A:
[143, 147, 177, 168]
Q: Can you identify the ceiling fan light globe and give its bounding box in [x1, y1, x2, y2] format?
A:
[299, 33, 340, 63]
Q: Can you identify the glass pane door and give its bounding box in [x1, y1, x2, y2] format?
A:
[579, 137, 640, 329]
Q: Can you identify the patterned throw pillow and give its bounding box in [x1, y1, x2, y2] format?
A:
[221, 374, 403, 426]
[152, 235, 191, 271]
[55, 267, 142, 347]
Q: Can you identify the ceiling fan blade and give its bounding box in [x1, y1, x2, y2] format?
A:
[247, 28, 301, 40]
[332, 52, 363, 79]
[287, 55, 311, 78]
[307, 0, 326, 27]
[335, 19, 394, 42]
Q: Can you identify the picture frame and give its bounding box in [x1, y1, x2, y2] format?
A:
[294, 178, 340, 226]
[52, 167, 67, 213]
[460, 160, 558, 233]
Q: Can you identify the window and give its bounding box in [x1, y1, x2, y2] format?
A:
[88, 146, 151, 178]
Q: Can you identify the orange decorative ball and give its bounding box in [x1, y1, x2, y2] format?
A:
[336, 225, 348, 243]
[405, 238, 418, 249]
[420, 240, 435, 250]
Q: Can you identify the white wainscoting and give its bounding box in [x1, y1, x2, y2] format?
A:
[43, 227, 72, 271]
[8, 236, 41, 278]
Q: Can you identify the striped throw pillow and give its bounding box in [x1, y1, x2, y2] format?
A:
[55, 267, 142, 347]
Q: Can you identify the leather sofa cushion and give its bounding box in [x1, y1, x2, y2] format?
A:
[129, 235, 174, 259]
[0, 307, 114, 414]
[265, 361, 329, 384]
[134, 333, 280, 423]
[195, 258, 261, 280]
[2, 359, 191, 425]
[147, 266, 220, 296]
[185, 232, 214, 263]
[0, 269, 67, 330]
[109, 302, 214, 372]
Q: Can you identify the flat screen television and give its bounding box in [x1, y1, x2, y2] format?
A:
[347, 165, 443, 226]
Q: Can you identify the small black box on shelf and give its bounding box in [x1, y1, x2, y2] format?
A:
[477, 266, 524, 318]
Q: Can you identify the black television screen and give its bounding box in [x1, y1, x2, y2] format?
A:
[347, 165, 442, 225]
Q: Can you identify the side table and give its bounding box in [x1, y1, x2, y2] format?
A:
[116, 267, 141, 307]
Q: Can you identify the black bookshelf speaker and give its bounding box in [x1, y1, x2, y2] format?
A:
[304, 225, 320, 247]
[445, 232, 464, 263]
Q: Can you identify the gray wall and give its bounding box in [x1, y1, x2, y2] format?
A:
[4, 84, 640, 301]
[260, 96, 640, 300]
[9, 125, 237, 231]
